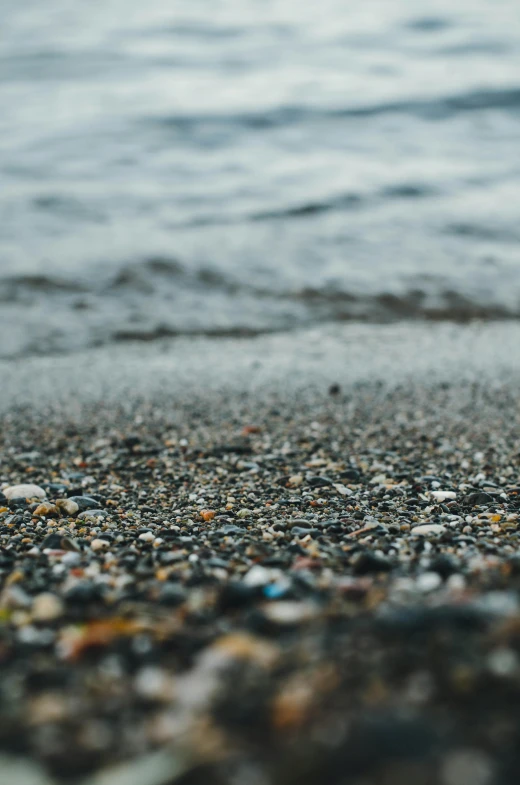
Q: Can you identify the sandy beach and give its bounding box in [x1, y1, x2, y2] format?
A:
[1, 323, 520, 784]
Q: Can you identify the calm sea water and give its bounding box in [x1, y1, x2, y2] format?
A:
[2, 0, 520, 357]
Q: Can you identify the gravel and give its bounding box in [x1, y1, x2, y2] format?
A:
[1, 323, 520, 784]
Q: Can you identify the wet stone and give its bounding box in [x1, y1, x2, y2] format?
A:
[465, 492, 495, 507]
[66, 496, 100, 511]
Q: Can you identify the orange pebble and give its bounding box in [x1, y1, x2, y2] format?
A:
[201, 509, 216, 522]
[242, 425, 262, 435]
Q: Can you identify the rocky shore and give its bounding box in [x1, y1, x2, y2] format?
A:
[2, 323, 520, 784]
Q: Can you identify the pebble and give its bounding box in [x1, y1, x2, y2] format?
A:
[33, 502, 59, 518]
[32, 592, 64, 621]
[430, 491, 457, 501]
[465, 491, 495, 506]
[67, 496, 100, 511]
[243, 565, 277, 587]
[77, 509, 109, 520]
[158, 584, 186, 606]
[3, 484, 46, 500]
[262, 601, 317, 625]
[139, 532, 155, 542]
[91, 539, 110, 551]
[411, 524, 447, 536]
[56, 498, 80, 516]
[352, 552, 393, 575]
[334, 483, 353, 496]
[416, 572, 443, 593]
[41, 533, 79, 551]
[134, 667, 174, 702]
[307, 475, 334, 487]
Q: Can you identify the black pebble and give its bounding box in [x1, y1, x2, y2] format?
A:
[65, 582, 104, 603]
[67, 496, 100, 511]
[465, 491, 495, 507]
[307, 475, 334, 488]
[352, 551, 393, 575]
[158, 584, 186, 606]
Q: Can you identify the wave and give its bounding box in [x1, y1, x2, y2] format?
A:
[250, 183, 437, 222]
[2, 256, 519, 315]
[444, 222, 520, 244]
[1, 264, 519, 360]
[148, 85, 520, 136]
[1, 258, 242, 302]
[111, 325, 268, 343]
[107, 257, 242, 295]
[0, 274, 88, 302]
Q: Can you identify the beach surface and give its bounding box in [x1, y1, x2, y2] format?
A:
[4, 1, 520, 781]
[2, 322, 520, 784]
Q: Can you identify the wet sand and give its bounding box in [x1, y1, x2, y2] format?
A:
[2, 322, 520, 784]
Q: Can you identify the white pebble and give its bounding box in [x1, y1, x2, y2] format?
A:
[411, 524, 446, 536]
[134, 666, 174, 701]
[61, 552, 81, 566]
[56, 499, 80, 516]
[263, 601, 317, 625]
[3, 483, 46, 500]
[32, 592, 64, 621]
[91, 539, 109, 551]
[334, 483, 353, 496]
[77, 509, 108, 520]
[430, 491, 456, 501]
[416, 572, 442, 593]
[446, 574, 466, 591]
[243, 565, 273, 587]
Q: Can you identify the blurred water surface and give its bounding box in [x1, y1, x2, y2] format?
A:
[2, 0, 520, 356]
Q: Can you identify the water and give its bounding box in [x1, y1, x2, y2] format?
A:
[2, 0, 520, 358]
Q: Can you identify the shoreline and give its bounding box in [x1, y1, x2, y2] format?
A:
[2, 321, 520, 784]
[2, 320, 520, 418]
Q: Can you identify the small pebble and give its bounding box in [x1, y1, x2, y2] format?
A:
[411, 524, 447, 536]
[91, 539, 110, 551]
[33, 503, 59, 518]
[77, 509, 108, 520]
[139, 531, 155, 542]
[430, 491, 456, 502]
[32, 593, 64, 621]
[56, 499, 80, 516]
